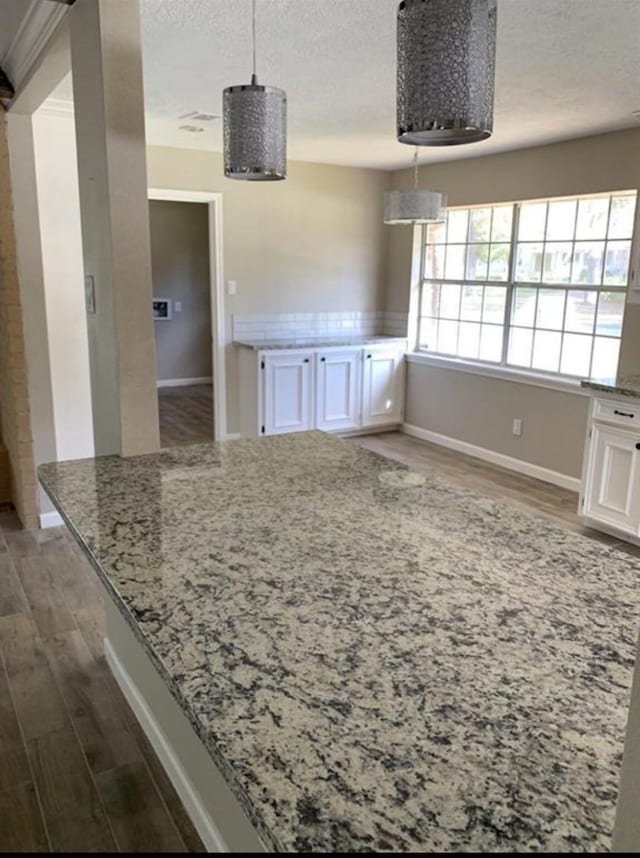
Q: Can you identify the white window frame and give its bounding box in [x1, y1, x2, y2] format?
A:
[416, 191, 638, 383]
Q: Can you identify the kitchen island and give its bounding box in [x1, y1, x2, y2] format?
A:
[39, 432, 640, 852]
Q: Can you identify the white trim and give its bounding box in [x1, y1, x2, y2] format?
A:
[38, 95, 73, 118]
[402, 422, 581, 493]
[406, 352, 590, 397]
[39, 510, 64, 529]
[156, 376, 212, 389]
[149, 189, 227, 443]
[224, 432, 242, 441]
[104, 639, 228, 853]
[3, 0, 69, 94]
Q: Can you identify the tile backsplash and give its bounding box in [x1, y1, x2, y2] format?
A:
[233, 311, 408, 342]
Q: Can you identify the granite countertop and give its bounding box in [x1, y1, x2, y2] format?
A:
[234, 335, 407, 351]
[39, 433, 640, 852]
[581, 375, 640, 400]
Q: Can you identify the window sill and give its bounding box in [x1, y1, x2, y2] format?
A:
[405, 352, 591, 397]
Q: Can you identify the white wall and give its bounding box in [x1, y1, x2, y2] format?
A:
[32, 108, 94, 463]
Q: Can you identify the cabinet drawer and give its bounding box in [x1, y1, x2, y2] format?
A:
[593, 398, 640, 429]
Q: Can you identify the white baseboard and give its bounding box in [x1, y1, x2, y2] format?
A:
[401, 423, 581, 493]
[223, 433, 242, 441]
[39, 510, 64, 529]
[105, 638, 228, 853]
[157, 377, 212, 389]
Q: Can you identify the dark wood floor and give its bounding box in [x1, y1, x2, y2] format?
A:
[158, 385, 213, 449]
[1, 386, 637, 852]
[0, 509, 205, 853]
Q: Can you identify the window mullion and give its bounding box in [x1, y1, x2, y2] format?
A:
[501, 203, 520, 367]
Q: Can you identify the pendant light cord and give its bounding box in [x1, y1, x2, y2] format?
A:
[413, 148, 419, 190]
[252, 0, 257, 82]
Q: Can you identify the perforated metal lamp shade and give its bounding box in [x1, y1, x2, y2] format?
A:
[397, 0, 497, 146]
[384, 190, 447, 225]
[223, 76, 287, 181]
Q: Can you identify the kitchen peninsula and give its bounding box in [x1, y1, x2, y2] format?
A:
[39, 432, 640, 852]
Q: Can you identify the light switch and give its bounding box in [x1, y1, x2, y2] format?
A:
[174, 301, 182, 313]
[227, 280, 237, 296]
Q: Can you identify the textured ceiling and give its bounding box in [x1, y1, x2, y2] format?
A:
[53, 0, 640, 169]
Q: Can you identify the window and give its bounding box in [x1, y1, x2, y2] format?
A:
[418, 192, 637, 379]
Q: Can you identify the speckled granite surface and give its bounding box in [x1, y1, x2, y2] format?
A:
[234, 335, 407, 351]
[39, 433, 640, 852]
[582, 375, 640, 400]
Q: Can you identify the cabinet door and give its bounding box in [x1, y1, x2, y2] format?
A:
[361, 349, 404, 427]
[315, 350, 361, 432]
[584, 424, 640, 535]
[263, 353, 313, 436]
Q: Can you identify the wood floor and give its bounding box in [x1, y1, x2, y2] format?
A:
[1, 387, 637, 852]
[0, 510, 205, 853]
[158, 385, 214, 449]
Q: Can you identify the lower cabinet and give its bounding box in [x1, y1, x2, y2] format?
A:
[237, 343, 405, 438]
[580, 396, 640, 541]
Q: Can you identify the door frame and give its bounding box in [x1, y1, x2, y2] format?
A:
[148, 188, 227, 442]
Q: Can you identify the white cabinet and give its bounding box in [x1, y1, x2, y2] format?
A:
[580, 395, 640, 542]
[263, 353, 314, 436]
[315, 350, 361, 432]
[237, 341, 406, 439]
[362, 348, 404, 427]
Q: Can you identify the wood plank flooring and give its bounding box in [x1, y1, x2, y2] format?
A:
[0, 510, 205, 853]
[1, 387, 638, 852]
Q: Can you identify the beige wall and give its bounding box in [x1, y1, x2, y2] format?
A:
[388, 128, 640, 479]
[149, 200, 212, 383]
[0, 114, 39, 527]
[147, 147, 389, 433]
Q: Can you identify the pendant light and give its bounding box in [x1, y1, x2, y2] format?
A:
[223, 0, 287, 180]
[397, 0, 497, 146]
[384, 149, 447, 225]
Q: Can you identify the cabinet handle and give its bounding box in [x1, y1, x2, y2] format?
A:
[366, 354, 372, 360]
[303, 358, 310, 364]
[320, 357, 326, 362]
[614, 409, 635, 419]
[636, 443, 640, 451]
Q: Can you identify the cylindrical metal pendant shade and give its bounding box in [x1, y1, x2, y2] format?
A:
[397, 0, 497, 147]
[223, 78, 287, 181]
[384, 190, 447, 225]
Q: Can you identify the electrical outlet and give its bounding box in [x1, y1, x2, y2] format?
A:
[174, 301, 182, 313]
[512, 418, 523, 437]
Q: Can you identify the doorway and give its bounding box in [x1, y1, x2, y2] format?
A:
[148, 189, 226, 446]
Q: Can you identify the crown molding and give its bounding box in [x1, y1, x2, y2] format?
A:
[39, 95, 74, 118]
[3, 0, 70, 94]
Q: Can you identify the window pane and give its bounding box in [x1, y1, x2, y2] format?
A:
[466, 244, 489, 280]
[591, 336, 620, 378]
[488, 244, 510, 281]
[491, 206, 513, 242]
[508, 327, 533, 367]
[565, 290, 597, 334]
[604, 241, 631, 286]
[426, 220, 446, 244]
[576, 197, 609, 240]
[512, 287, 537, 327]
[419, 317, 439, 350]
[532, 330, 562, 372]
[440, 283, 461, 318]
[596, 292, 625, 338]
[458, 322, 481, 359]
[421, 282, 441, 317]
[425, 244, 446, 280]
[608, 195, 636, 240]
[519, 203, 547, 241]
[560, 334, 593, 377]
[437, 320, 459, 354]
[479, 324, 503, 362]
[536, 288, 566, 331]
[445, 245, 466, 280]
[469, 208, 492, 242]
[460, 285, 484, 321]
[546, 199, 577, 240]
[515, 243, 543, 282]
[447, 210, 469, 243]
[543, 242, 573, 284]
[483, 286, 507, 324]
[571, 242, 605, 285]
